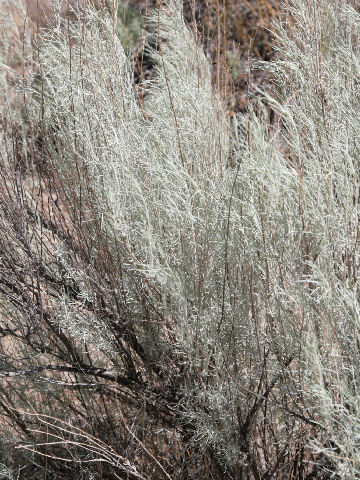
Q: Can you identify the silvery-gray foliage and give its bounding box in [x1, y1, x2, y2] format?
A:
[1, 0, 360, 478]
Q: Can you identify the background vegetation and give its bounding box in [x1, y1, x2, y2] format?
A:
[0, 0, 360, 478]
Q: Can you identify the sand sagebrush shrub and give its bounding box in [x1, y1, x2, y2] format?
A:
[1, 0, 360, 478]
[0, 1, 232, 477]
[25, 0, 230, 360]
[273, 1, 360, 476]
[25, 4, 304, 474]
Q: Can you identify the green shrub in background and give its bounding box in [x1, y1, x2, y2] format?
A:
[117, 0, 143, 49]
